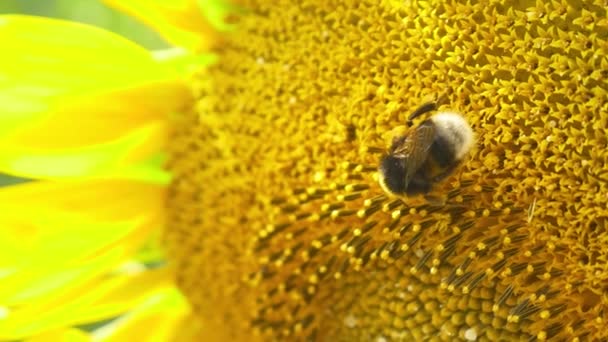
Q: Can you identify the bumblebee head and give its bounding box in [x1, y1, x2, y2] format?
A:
[378, 155, 407, 196]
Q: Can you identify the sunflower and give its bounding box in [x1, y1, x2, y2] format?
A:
[2, 0, 608, 341]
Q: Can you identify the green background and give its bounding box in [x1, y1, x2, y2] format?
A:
[0, 0, 168, 48]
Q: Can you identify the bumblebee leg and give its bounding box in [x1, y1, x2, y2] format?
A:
[431, 163, 458, 182]
[407, 177, 446, 205]
[424, 194, 446, 206]
[405, 177, 433, 195]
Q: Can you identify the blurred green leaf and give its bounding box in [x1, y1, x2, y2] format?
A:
[0, 0, 168, 49]
[0, 174, 29, 186]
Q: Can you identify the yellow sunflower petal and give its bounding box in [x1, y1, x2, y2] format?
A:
[80, 267, 172, 323]
[4, 82, 189, 148]
[0, 120, 168, 180]
[0, 218, 153, 306]
[103, 0, 222, 51]
[26, 328, 90, 342]
[0, 15, 192, 179]
[0, 15, 179, 134]
[92, 286, 191, 342]
[0, 179, 164, 221]
[106, 153, 172, 185]
[0, 268, 173, 340]
[152, 48, 218, 74]
[0, 180, 164, 305]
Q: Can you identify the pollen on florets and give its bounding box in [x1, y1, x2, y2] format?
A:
[166, 0, 608, 341]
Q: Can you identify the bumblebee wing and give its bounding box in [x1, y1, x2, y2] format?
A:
[392, 122, 436, 187]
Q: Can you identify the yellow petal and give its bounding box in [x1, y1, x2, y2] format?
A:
[106, 153, 172, 185]
[0, 15, 193, 179]
[0, 179, 164, 220]
[0, 179, 166, 339]
[103, 0, 222, 50]
[26, 328, 90, 342]
[4, 82, 189, 148]
[81, 267, 172, 323]
[92, 287, 191, 342]
[0, 15, 181, 135]
[0, 120, 169, 180]
[0, 218, 154, 307]
[0, 180, 164, 305]
[152, 47, 218, 74]
[0, 268, 173, 340]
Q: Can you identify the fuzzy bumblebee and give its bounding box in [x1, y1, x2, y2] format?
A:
[379, 102, 474, 197]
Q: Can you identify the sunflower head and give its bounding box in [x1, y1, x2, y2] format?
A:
[165, 0, 608, 341]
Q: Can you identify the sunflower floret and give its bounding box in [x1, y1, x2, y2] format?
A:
[167, 0, 608, 341]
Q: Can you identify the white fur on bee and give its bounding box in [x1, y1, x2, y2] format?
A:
[429, 111, 474, 161]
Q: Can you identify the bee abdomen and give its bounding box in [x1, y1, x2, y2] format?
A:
[379, 155, 408, 194]
[430, 112, 474, 161]
[429, 134, 457, 167]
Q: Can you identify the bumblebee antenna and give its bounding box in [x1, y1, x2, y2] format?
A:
[407, 93, 449, 123]
[407, 101, 438, 121]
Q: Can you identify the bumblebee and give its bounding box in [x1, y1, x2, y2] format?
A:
[378, 100, 474, 198]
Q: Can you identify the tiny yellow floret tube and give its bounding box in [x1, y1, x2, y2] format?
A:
[164, 0, 608, 341]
